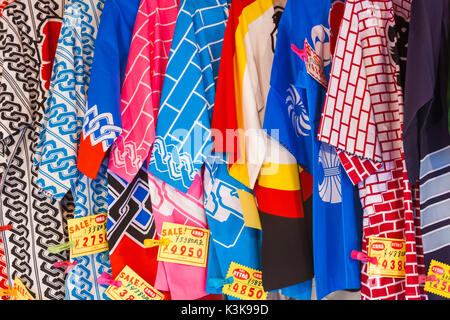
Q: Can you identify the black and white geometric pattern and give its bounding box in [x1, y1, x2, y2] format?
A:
[0, 0, 69, 300]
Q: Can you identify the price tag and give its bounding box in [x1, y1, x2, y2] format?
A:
[222, 262, 268, 300]
[105, 265, 165, 300]
[304, 39, 327, 88]
[424, 260, 450, 299]
[68, 213, 108, 258]
[10, 277, 34, 300]
[367, 237, 405, 278]
[157, 222, 210, 268]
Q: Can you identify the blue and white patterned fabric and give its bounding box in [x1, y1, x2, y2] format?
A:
[204, 154, 314, 300]
[77, 0, 141, 179]
[203, 154, 262, 298]
[420, 145, 450, 273]
[263, 0, 362, 300]
[148, 0, 231, 193]
[34, 0, 111, 300]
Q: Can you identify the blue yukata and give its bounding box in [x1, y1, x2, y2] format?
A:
[77, 0, 141, 179]
[75, 0, 159, 286]
[34, 0, 112, 300]
[203, 155, 262, 299]
[263, 0, 362, 300]
[148, 0, 231, 194]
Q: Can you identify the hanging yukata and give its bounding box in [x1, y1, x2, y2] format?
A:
[33, 0, 113, 300]
[402, 0, 450, 300]
[148, 173, 210, 300]
[106, 0, 178, 298]
[148, 0, 230, 194]
[77, 0, 140, 179]
[317, 0, 426, 300]
[203, 154, 263, 299]
[0, 0, 70, 300]
[262, 0, 362, 300]
[147, 0, 232, 300]
[0, 0, 13, 14]
[75, 0, 158, 288]
[211, 0, 313, 297]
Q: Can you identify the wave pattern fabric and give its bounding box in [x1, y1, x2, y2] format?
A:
[0, 0, 70, 300]
[317, 0, 425, 300]
[263, 0, 362, 300]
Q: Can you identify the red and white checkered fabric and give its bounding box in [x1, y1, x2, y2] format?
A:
[318, 0, 426, 300]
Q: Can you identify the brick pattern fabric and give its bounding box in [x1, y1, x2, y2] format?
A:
[318, 0, 425, 299]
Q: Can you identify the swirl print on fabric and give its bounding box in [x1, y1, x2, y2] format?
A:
[0, 0, 69, 300]
[286, 85, 311, 138]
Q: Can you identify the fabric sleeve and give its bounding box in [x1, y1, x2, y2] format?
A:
[211, 1, 238, 157]
[34, 20, 79, 199]
[77, 0, 138, 179]
[148, 7, 216, 193]
[108, 3, 156, 182]
[109, 1, 178, 183]
[317, 1, 383, 185]
[262, 17, 309, 166]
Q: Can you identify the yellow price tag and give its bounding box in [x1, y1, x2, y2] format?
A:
[222, 262, 267, 300]
[367, 237, 406, 278]
[157, 222, 210, 268]
[68, 213, 108, 258]
[424, 260, 450, 299]
[10, 277, 34, 300]
[105, 265, 165, 300]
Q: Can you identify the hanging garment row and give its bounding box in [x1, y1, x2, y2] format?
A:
[0, 0, 448, 301]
